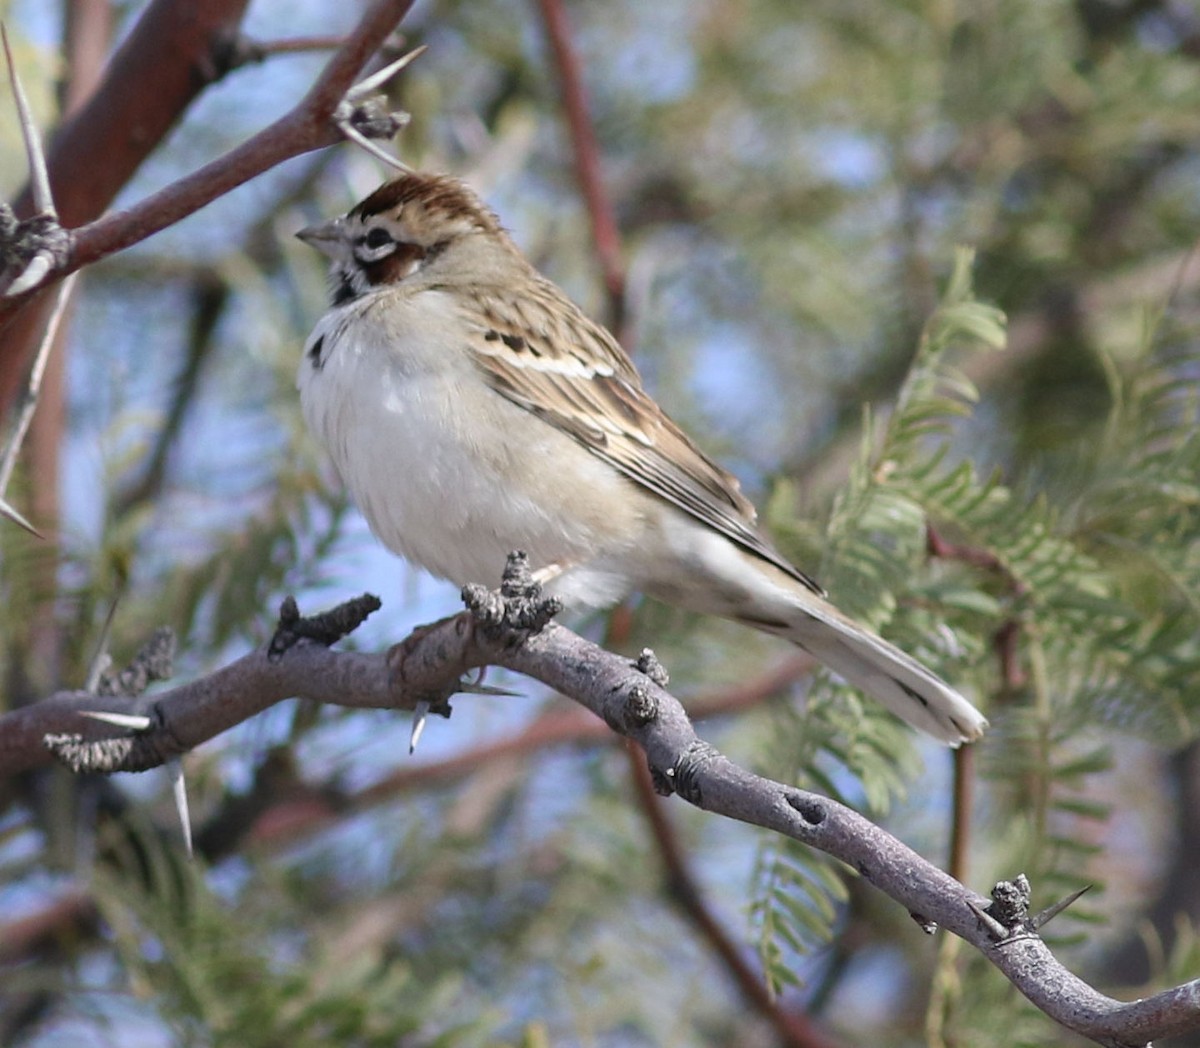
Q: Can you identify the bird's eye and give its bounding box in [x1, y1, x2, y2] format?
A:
[364, 227, 392, 249]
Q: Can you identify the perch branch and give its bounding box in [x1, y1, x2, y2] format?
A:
[626, 748, 841, 1048]
[0, 564, 1195, 1046]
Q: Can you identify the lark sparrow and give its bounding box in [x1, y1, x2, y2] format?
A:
[296, 172, 987, 745]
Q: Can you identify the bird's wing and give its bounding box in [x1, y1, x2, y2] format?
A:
[455, 278, 822, 595]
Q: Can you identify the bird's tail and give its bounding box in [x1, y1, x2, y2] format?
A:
[773, 599, 987, 746]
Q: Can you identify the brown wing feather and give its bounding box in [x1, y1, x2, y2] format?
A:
[459, 279, 823, 595]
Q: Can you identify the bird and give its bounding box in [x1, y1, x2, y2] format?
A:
[295, 171, 987, 746]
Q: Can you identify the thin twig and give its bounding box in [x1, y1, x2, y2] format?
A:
[114, 273, 227, 515]
[534, 0, 628, 340]
[927, 743, 977, 1042]
[0, 273, 76, 532]
[606, 605, 832, 1045]
[926, 522, 1016, 582]
[235, 33, 349, 63]
[948, 742, 974, 883]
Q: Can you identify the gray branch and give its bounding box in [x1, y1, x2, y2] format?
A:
[0, 567, 1195, 1047]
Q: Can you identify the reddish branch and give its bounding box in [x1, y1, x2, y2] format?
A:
[1, 0, 249, 410]
[0, 0, 415, 333]
[230, 34, 352, 64]
[62, 2, 411, 274]
[528, 6, 835, 1009]
[994, 618, 1027, 689]
[925, 522, 1011, 578]
[526, 17, 831, 1018]
[925, 521, 1017, 884]
[948, 744, 974, 883]
[0, 888, 97, 965]
[535, 0, 629, 340]
[17, 0, 115, 682]
[11, 0, 251, 229]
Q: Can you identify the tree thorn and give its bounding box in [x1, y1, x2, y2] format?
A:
[0, 273, 77, 514]
[2, 23, 55, 219]
[78, 710, 153, 730]
[1030, 884, 1092, 931]
[167, 757, 194, 859]
[85, 596, 122, 693]
[0, 493, 39, 535]
[346, 43, 427, 100]
[967, 897, 1011, 941]
[332, 43, 426, 171]
[409, 700, 430, 754]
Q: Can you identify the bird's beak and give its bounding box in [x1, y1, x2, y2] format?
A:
[296, 218, 345, 260]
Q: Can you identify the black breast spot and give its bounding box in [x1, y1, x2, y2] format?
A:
[308, 334, 326, 370]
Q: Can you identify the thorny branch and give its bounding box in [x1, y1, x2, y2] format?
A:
[1, 562, 1196, 1048]
[0, 1, 416, 539]
[114, 153, 338, 519]
[626, 747, 840, 1048]
[607, 613, 825, 1043]
[0, 0, 418, 324]
[0, 0, 255, 421]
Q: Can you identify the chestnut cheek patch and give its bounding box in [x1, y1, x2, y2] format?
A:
[364, 242, 427, 285]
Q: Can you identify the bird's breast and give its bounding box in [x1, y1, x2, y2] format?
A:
[297, 292, 645, 593]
